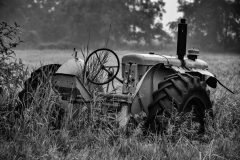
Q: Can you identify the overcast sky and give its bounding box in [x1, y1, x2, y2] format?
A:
[162, 0, 182, 32]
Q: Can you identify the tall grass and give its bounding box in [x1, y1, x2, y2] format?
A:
[1, 23, 240, 159]
[1, 52, 239, 159]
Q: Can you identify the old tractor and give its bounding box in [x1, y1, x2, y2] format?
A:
[3, 19, 229, 133]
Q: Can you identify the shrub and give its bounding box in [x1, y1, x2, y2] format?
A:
[0, 22, 28, 137]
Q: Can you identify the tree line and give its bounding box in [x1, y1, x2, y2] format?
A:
[0, 0, 239, 51]
[170, 0, 240, 51]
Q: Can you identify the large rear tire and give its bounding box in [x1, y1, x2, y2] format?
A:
[18, 64, 61, 108]
[17, 64, 63, 129]
[146, 73, 212, 134]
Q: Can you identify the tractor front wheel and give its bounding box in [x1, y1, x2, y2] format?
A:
[146, 73, 212, 135]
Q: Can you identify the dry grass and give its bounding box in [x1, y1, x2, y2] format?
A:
[0, 49, 240, 160]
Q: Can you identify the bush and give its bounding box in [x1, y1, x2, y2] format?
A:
[0, 22, 26, 94]
[0, 22, 28, 137]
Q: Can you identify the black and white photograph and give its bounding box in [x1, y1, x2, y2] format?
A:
[0, 0, 239, 159]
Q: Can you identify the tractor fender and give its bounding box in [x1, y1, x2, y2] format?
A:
[171, 66, 217, 88]
[53, 58, 92, 102]
[191, 68, 217, 88]
[56, 58, 84, 77]
[183, 69, 233, 94]
[131, 63, 176, 115]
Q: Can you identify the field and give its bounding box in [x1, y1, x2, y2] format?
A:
[15, 49, 131, 67]
[1, 49, 240, 160]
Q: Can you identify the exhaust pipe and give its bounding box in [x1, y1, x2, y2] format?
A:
[177, 19, 187, 60]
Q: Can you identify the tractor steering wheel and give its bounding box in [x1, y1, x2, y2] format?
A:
[83, 48, 120, 85]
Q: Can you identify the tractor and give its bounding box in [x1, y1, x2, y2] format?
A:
[2, 19, 231, 133]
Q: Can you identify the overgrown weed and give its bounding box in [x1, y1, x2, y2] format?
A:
[0, 23, 240, 159]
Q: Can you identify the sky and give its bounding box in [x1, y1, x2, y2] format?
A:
[162, 0, 183, 32]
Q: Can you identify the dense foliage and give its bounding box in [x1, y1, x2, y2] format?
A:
[170, 0, 240, 51]
[0, 0, 170, 49]
[0, 22, 26, 99]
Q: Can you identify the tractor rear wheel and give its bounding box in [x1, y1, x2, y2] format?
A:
[17, 64, 63, 129]
[146, 73, 212, 134]
[18, 64, 61, 108]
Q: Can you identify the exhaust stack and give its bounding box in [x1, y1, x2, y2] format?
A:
[177, 19, 187, 60]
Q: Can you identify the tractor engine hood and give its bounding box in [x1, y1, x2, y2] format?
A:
[122, 53, 208, 69]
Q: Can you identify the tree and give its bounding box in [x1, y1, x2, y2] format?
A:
[58, 0, 169, 47]
[0, 0, 169, 48]
[0, 22, 25, 100]
[171, 0, 240, 51]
